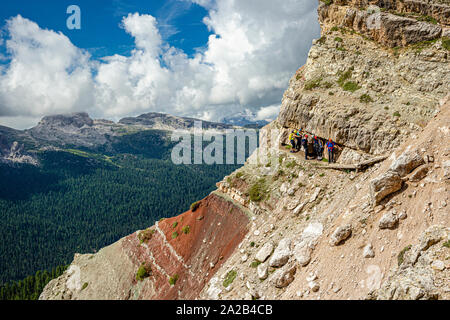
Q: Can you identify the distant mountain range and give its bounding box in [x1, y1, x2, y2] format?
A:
[0, 111, 265, 166]
[222, 111, 269, 128]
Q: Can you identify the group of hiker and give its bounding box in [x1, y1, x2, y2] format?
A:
[288, 129, 340, 163]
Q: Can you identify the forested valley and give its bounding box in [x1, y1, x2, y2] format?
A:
[0, 129, 254, 298]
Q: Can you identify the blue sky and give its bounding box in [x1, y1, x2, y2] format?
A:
[0, 0, 320, 129]
[0, 0, 211, 60]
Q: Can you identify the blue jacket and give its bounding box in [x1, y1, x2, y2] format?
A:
[326, 141, 335, 150]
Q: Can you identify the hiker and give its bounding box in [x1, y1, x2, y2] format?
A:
[295, 129, 302, 150]
[317, 138, 324, 161]
[307, 134, 315, 159]
[289, 131, 296, 153]
[326, 138, 337, 163]
[301, 134, 309, 160]
[313, 136, 321, 160]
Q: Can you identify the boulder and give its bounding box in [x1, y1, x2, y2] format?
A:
[390, 150, 425, 177]
[329, 224, 352, 246]
[408, 164, 431, 182]
[271, 262, 297, 288]
[379, 211, 399, 229]
[293, 202, 306, 215]
[293, 242, 312, 267]
[255, 242, 274, 263]
[257, 262, 269, 280]
[363, 243, 375, 258]
[308, 281, 320, 292]
[309, 187, 321, 203]
[369, 171, 403, 206]
[293, 223, 323, 266]
[269, 238, 292, 267]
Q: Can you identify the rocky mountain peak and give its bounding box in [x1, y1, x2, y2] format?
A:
[37, 112, 94, 129]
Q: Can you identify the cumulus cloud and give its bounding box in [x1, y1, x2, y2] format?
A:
[0, 15, 95, 120]
[255, 104, 281, 122]
[0, 0, 320, 129]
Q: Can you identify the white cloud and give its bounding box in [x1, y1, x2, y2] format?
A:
[255, 104, 281, 122]
[0, 15, 95, 119]
[0, 1, 320, 129]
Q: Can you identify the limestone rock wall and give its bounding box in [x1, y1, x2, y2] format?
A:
[277, 0, 449, 155]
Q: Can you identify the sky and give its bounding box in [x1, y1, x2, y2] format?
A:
[0, 0, 320, 129]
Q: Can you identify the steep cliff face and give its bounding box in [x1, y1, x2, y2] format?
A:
[41, 0, 449, 300]
[278, 0, 449, 156]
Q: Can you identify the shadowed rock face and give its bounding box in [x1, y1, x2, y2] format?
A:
[39, 193, 250, 300]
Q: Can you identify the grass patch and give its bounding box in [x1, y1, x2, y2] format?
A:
[304, 77, 323, 90]
[81, 282, 88, 290]
[317, 36, 326, 45]
[443, 240, 450, 248]
[136, 264, 152, 281]
[236, 171, 244, 179]
[443, 37, 450, 51]
[337, 68, 353, 87]
[360, 94, 373, 103]
[342, 81, 361, 92]
[138, 228, 155, 244]
[334, 37, 343, 42]
[190, 201, 201, 212]
[286, 160, 297, 169]
[416, 15, 438, 24]
[169, 274, 179, 286]
[172, 231, 179, 239]
[393, 111, 401, 117]
[273, 169, 285, 180]
[398, 245, 412, 266]
[172, 221, 178, 229]
[250, 261, 262, 268]
[411, 38, 439, 53]
[181, 225, 190, 234]
[249, 178, 267, 202]
[322, 81, 333, 89]
[223, 270, 237, 287]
